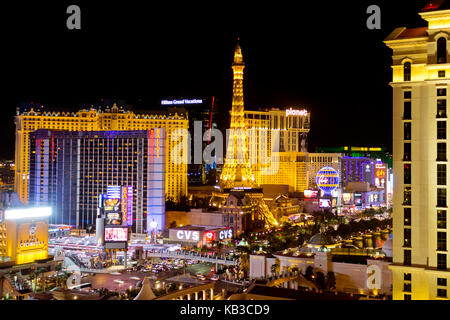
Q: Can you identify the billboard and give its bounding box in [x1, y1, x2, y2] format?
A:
[375, 162, 387, 189]
[319, 199, 332, 208]
[104, 227, 128, 242]
[354, 193, 362, 206]
[304, 190, 319, 199]
[122, 186, 133, 227]
[342, 193, 353, 205]
[104, 195, 122, 226]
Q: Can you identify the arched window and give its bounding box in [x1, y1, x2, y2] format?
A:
[404, 62, 411, 81]
[437, 37, 447, 64]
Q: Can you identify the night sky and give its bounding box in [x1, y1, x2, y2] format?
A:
[1, 0, 431, 159]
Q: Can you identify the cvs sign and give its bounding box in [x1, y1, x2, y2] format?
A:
[219, 229, 233, 240]
[176, 230, 200, 241]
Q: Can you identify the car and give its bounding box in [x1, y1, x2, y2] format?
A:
[210, 276, 219, 281]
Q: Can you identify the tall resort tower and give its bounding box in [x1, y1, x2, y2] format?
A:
[384, 0, 450, 300]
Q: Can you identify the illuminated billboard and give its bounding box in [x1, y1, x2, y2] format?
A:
[104, 227, 128, 242]
[342, 193, 353, 205]
[122, 186, 133, 227]
[304, 190, 319, 199]
[319, 199, 332, 208]
[103, 195, 122, 226]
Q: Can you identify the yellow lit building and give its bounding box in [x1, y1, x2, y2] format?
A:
[384, 1, 450, 300]
[244, 108, 311, 192]
[14, 104, 188, 202]
[0, 207, 50, 265]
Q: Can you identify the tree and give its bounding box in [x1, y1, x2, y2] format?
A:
[315, 271, 326, 292]
[304, 265, 314, 281]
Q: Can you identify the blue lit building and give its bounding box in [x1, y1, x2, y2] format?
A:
[28, 129, 165, 234]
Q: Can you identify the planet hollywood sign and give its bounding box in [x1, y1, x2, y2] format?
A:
[285, 108, 308, 117]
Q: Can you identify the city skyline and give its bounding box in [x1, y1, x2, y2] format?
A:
[2, 0, 432, 160]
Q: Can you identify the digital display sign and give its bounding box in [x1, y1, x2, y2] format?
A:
[104, 195, 122, 226]
[104, 227, 128, 242]
[304, 190, 319, 199]
[342, 193, 353, 205]
[319, 199, 332, 208]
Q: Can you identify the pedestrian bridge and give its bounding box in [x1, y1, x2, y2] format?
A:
[146, 250, 238, 266]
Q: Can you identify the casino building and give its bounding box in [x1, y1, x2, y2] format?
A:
[384, 0, 450, 300]
[14, 104, 188, 203]
[28, 129, 165, 234]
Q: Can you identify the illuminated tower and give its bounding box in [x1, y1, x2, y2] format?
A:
[211, 41, 278, 230]
[384, 1, 450, 300]
[220, 41, 257, 188]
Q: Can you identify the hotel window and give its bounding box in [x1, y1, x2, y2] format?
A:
[404, 250, 411, 265]
[404, 294, 411, 300]
[404, 143, 411, 161]
[403, 283, 412, 292]
[404, 229, 411, 247]
[404, 62, 411, 81]
[438, 278, 447, 286]
[437, 253, 447, 270]
[437, 289, 447, 298]
[404, 164, 411, 184]
[439, 70, 446, 78]
[404, 207, 411, 226]
[438, 164, 447, 185]
[438, 99, 447, 118]
[438, 121, 447, 139]
[438, 88, 447, 97]
[438, 188, 447, 207]
[437, 37, 447, 64]
[404, 122, 411, 140]
[438, 232, 447, 251]
[404, 101, 412, 119]
[404, 273, 412, 281]
[438, 210, 447, 229]
[437, 143, 447, 161]
[404, 186, 412, 205]
[404, 91, 412, 99]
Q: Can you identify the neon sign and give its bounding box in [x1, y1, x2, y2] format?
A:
[161, 99, 203, 105]
[176, 230, 200, 241]
[285, 108, 308, 117]
[315, 166, 340, 195]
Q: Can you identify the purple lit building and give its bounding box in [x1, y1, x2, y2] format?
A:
[28, 129, 165, 234]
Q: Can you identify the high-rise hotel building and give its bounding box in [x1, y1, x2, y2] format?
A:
[15, 104, 188, 204]
[244, 108, 311, 192]
[384, 1, 450, 300]
[28, 129, 165, 234]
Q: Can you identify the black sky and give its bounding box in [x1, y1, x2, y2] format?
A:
[1, 0, 431, 159]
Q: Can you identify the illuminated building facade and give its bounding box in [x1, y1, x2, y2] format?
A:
[307, 153, 341, 189]
[244, 109, 310, 192]
[28, 129, 165, 234]
[384, 1, 450, 300]
[0, 207, 50, 265]
[14, 104, 187, 203]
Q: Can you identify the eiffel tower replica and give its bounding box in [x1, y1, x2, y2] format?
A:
[210, 41, 278, 228]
